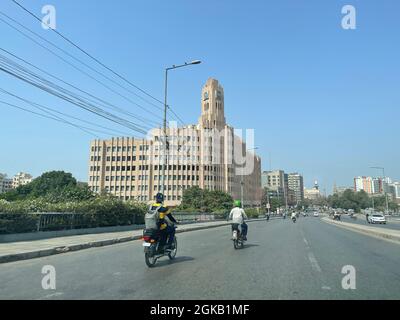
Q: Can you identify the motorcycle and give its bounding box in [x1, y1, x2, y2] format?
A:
[333, 213, 341, 221]
[232, 224, 245, 249]
[142, 226, 177, 267]
[292, 216, 296, 223]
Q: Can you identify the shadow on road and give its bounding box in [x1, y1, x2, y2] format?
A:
[155, 256, 195, 267]
[241, 243, 260, 249]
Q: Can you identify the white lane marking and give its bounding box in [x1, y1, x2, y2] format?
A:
[308, 252, 322, 273]
[303, 238, 309, 246]
[322, 286, 331, 290]
[37, 292, 64, 300]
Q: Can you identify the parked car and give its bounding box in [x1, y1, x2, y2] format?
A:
[368, 214, 386, 224]
[313, 212, 319, 217]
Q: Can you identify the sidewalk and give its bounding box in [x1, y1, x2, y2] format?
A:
[322, 217, 400, 244]
[0, 218, 266, 264]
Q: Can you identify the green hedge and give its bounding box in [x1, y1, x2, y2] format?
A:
[244, 208, 261, 218]
[0, 198, 147, 234]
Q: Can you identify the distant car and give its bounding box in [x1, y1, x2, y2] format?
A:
[368, 214, 386, 224]
[313, 212, 319, 217]
[302, 212, 308, 217]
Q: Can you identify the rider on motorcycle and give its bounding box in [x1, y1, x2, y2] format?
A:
[291, 211, 297, 221]
[151, 193, 178, 250]
[228, 200, 248, 241]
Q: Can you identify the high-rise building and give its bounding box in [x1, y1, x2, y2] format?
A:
[88, 78, 262, 207]
[354, 176, 374, 194]
[12, 172, 33, 189]
[287, 173, 304, 204]
[354, 176, 391, 195]
[262, 170, 286, 198]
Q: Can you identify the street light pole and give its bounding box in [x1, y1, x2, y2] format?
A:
[161, 60, 201, 201]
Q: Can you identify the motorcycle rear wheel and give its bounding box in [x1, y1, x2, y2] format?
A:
[145, 250, 157, 267]
[168, 238, 177, 260]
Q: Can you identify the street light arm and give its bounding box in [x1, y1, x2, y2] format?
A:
[166, 60, 202, 71]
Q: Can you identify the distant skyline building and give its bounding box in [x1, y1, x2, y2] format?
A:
[262, 170, 287, 202]
[353, 176, 394, 195]
[0, 173, 13, 194]
[12, 172, 33, 189]
[287, 173, 304, 204]
[333, 183, 352, 195]
[304, 180, 321, 200]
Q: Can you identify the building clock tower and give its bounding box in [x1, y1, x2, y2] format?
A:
[199, 78, 226, 130]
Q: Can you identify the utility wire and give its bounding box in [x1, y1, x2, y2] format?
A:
[0, 47, 160, 128]
[0, 53, 152, 133]
[0, 87, 133, 137]
[7, 2, 188, 126]
[10, 0, 165, 105]
[0, 99, 102, 137]
[0, 14, 163, 125]
[0, 62, 150, 135]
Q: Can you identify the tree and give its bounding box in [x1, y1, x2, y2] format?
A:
[0, 171, 93, 202]
[177, 186, 233, 213]
[327, 190, 398, 213]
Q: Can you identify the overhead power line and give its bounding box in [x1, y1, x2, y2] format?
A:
[0, 99, 102, 137]
[0, 58, 150, 135]
[0, 46, 160, 128]
[0, 13, 163, 125]
[8, 1, 188, 127]
[10, 0, 165, 105]
[0, 87, 133, 137]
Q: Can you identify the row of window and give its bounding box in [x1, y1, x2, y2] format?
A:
[90, 145, 151, 153]
[89, 174, 216, 182]
[104, 155, 148, 162]
[116, 195, 181, 201]
[104, 165, 150, 172]
[101, 184, 195, 193]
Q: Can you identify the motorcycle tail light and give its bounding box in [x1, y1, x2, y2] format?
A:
[150, 239, 156, 243]
[143, 235, 151, 242]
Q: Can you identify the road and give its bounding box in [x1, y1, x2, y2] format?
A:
[339, 214, 400, 231]
[1, 217, 400, 300]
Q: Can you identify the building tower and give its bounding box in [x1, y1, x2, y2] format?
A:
[199, 78, 226, 130]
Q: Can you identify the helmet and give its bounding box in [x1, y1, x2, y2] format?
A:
[234, 200, 241, 207]
[155, 193, 164, 203]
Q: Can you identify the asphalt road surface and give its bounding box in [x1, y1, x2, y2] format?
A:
[340, 214, 400, 231]
[1, 217, 400, 300]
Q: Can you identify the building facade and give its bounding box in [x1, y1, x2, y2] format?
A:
[354, 176, 390, 195]
[0, 174, 13, 194]
[304, 181, 321, 200]
[12, 172, 33, 189]
[287, 173, 304, 205]
[88, 78, 262, 207]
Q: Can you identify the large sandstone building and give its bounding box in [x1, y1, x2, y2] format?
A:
[88, 78, 262, 207]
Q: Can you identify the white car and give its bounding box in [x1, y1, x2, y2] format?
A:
[368, 214, 386, 224]
[313, 212, 319, 217]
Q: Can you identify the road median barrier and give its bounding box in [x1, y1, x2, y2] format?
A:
[321, 217, 400, 244]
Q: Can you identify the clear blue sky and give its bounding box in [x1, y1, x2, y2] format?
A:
[1, 0, 399, 193]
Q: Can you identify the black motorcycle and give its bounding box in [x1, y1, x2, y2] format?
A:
[292, 216, 296, 223]
[142, 226, 177, 267]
